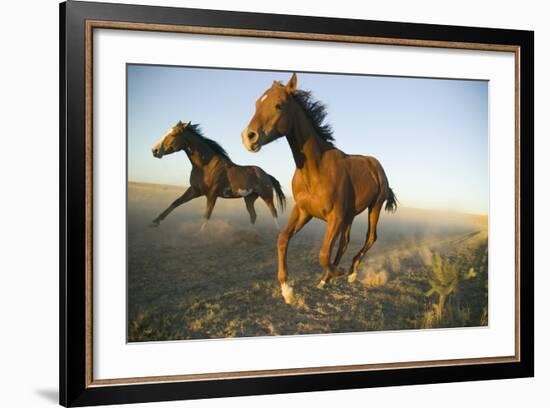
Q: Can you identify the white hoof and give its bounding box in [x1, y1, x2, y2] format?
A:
[347, 273, 357, 283]
[281, 283, 294, 304]
[317, 280, 326, 289]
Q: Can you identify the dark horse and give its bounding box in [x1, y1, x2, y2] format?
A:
[242, 74, 397, 304]
[151, 121, 286, 230]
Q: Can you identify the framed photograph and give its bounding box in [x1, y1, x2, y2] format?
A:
[60, 1, 534, 406]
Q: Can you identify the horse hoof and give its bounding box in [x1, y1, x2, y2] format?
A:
[347, 273, 357, 283]
[149, 221, 159, 228]
[317, 280, 326, 289]
[281, 283, 294, 304]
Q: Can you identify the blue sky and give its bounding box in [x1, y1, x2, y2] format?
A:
[127, 65, 488, 214]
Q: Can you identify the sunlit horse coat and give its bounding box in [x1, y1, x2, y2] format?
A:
[242, 74, 397, 304]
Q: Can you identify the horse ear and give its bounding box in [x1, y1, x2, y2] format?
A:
[184, 121, 190, 128]
[286, 73, 298, 92]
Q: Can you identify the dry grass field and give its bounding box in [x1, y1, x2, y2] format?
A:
[127, 182, 488, 342]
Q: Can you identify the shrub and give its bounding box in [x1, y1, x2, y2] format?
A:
[425, 252, 476, 319]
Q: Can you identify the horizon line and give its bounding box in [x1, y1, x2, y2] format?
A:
[127, 180, 488, 217]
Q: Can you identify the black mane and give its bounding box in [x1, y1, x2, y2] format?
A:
[187, 123, 230, 159]
[291, 89, 335, 146]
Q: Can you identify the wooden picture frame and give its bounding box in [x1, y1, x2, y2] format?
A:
[60, 1, 534, 406]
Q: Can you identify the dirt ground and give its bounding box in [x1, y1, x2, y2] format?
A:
[127, 182, 488, 342]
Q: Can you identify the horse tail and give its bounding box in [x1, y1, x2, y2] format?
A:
[384, 187, 398, 213]
[268, 175, 286, 212]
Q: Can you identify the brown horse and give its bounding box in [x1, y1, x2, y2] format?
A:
[242, 73, 397, 304]
[151, 121, 285, 230]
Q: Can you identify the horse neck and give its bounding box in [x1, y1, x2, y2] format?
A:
[185, 136, 224, 168]
[286, 103, 331, 174]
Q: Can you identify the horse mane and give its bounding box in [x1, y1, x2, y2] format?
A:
[291, 89, 335, 146]
[186, 123, 231, 160]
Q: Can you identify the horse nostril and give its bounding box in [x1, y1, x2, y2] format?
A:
[248, 131, 257, 140]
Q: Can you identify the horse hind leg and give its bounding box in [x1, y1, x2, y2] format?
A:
[262, 195, 280, 231]
[244, 193, 259, 224]
[348, 201, 383, 283]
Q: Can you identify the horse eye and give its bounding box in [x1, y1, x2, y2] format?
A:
[275, 103, 282, 110]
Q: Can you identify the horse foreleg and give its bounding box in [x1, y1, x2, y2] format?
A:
[200, 195, 218, 232]
[348, 201, 383, 283]
[317, 215, 345, 288]
[277, 205, 312, 304]
[244, 193, 259, 224]
[150, 187, 198, 227]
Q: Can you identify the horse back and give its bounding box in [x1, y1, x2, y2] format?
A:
[226, 164, 271, 194]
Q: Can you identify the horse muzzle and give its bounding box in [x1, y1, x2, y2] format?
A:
[248, 143, 261, 153]
[152, 147, 163, 158]
[241, 129, 262, 152]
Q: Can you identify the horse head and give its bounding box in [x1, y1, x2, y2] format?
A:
[152, 121, 191, 158]
[241, 73, 298, 153]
